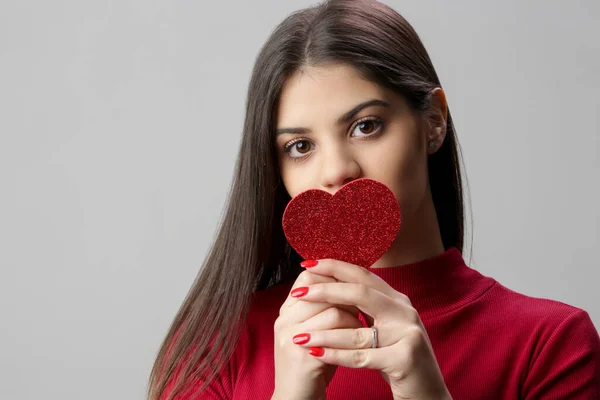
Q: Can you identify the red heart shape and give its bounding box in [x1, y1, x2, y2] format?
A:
[282, 178, 401, 268]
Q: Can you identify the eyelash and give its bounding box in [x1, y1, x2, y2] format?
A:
[282, 116, 385, 162]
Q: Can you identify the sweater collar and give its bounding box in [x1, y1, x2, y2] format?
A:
[367, 247, 494, 318]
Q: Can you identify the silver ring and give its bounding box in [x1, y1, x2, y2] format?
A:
[371, 326, 378, 349]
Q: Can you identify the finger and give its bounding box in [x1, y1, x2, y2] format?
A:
[278, 272, 359, 321]
[279, 270, 338, 311]
[307, 327, 426, 371]
[307, 346, 389, 371]
[301, 259, 409, 302]
[284, 299, 360, 325]
[293, 282, 410, 322]
[295, 326, 394, 350]
[297, 306, 363, 332]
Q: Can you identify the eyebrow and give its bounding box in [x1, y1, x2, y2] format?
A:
[275, 98, 391, 136]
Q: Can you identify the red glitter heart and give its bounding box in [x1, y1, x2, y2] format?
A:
[282, 178, 401, 268]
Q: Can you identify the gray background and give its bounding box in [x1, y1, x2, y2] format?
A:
[1, 1, 598, 399]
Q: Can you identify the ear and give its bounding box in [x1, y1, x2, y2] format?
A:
[423, 88, 448, 155]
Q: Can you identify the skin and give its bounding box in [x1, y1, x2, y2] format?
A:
[275, 63, 448, 268]
[271, 63, 453, 400]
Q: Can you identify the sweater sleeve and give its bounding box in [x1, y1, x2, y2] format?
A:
[523, 309, 600, 399]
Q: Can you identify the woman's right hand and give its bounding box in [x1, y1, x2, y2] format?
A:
[272, 270, 363, 400]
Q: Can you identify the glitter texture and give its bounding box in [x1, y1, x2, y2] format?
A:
[282, 178, 401, 268]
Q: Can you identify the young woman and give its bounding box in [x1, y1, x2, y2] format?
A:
[148, 1, 600, 399]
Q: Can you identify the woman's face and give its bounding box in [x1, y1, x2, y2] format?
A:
[275, 63, 439, 230]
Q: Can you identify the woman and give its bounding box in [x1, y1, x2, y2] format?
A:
[148, 1, 600, 399]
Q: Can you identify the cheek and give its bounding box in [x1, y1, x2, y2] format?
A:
[279, 164, 306, 198]
[392, 152, 429, 220]
[366, 137, 428, 217]
[277, 151, 301, 198]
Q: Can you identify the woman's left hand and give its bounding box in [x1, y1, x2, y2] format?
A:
[290, 258, 453, 400]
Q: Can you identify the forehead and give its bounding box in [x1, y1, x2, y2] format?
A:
[276, 63, 388, 125]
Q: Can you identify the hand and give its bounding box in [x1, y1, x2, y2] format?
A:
[272, 269, 363, 400]
[289, 259, 452, 400]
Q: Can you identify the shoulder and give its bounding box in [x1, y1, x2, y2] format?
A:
[472, 281, 600, 394]
[490, 280, 594, 327]
[488, 281, 599, 360]
[489, 284, 600, 395]
[471, 279, 600, 351]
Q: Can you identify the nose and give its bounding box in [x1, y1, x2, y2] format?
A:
[319, 143, 361, 192]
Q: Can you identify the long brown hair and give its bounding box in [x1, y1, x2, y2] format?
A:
[147, 1, 471, 398]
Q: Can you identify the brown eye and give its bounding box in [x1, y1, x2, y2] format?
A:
[358, 120, 376, 134]
[351, 117, 384, 138]
[295, 141, 311, 154]
[283, 139, 314, 159]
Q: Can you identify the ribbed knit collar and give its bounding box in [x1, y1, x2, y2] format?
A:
[367, 247, 495, 319]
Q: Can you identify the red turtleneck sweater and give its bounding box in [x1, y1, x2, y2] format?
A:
[162, 248, 600, 399]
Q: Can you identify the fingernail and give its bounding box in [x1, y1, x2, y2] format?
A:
[292, 333, 310, 345]
[300, 260, 318, 268]
[309, 347, 324, 357]
[291, 286, 309, 298]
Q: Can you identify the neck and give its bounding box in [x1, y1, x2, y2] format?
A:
[371, 185, 445, 268]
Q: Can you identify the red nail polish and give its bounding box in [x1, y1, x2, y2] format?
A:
[292, 333, 310, 345]
[291, 286, 309, 298]
[309, 347, 324, 357]
[300, 259, 318, 268]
